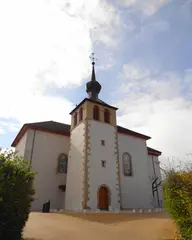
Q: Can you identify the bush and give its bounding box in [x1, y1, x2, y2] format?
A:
[163, 169, 192, 240]
[0, 150, 35, 240]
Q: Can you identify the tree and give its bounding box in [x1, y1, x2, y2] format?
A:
[0, 150, 35, 240]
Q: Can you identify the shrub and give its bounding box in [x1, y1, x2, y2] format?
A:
[163, 169, 192, 240]
[0, 150, 35, 240]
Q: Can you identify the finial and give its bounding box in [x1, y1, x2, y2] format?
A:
[86, 52, 101, 99]
[89, 53, 97, 82]
[89, 53, 97, 66]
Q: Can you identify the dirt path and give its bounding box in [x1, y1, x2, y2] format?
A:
[24, 212, 175, 240]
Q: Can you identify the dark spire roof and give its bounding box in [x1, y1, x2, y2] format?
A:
[91, 61, 96, 82]
[86, 54, 101, 100]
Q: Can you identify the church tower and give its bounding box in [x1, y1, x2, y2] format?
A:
[65, 54, 121, 211]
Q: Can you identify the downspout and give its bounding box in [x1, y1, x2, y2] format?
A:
[152, 155, 160, 207]
[30, 130, 36, 165]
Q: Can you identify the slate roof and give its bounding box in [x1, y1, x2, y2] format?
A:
[12, 121, 149, 146]
[11, 121, 161, 156]
[147, 147, 162, 156]
[69, 98, 118, 115]
[11, 121, 70, 147]
[117, 126, 151, 140]
[25, 121, 70, 134]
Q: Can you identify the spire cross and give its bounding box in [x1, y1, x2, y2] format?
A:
[89, 53, 97, 65]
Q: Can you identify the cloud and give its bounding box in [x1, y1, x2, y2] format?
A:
[116, 63, 192, 164]
[118, 0, 167, 16]
[121, 0, 192, 71]
[113, 1, 192, 167]
[0, 128, 6, 136]
[61, 0, 122, 47]
[0, 121, 21, 133]
[0, 0, 121, 129]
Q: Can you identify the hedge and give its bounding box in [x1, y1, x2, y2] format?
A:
[0, 150, 35, 240]
[163, 169, 192, 240]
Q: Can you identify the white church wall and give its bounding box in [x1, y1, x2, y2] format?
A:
[15, 131, 27, 157]
[118, 133, 153, 209]
[147, 155, 164, 208]
[23, 129, 36, 162]
[30, 130, 69, 211]
[65, 122, 85, 211]
[87, 120, 120, 211]
[14, 122, 163, 212]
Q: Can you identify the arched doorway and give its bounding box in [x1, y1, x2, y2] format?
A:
[98, 186, 109, 210]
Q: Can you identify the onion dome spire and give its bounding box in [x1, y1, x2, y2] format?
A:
[86, 53, 101, 100]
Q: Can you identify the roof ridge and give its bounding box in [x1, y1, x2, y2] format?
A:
[147, 146, 161, 153]
[26, 120, 70, 126]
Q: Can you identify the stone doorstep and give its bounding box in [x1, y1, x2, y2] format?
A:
[122, 208, 165, 213]
[50, 208, 165, 213]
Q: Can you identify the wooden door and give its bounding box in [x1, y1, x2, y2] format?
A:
[98, 186, 109, 210]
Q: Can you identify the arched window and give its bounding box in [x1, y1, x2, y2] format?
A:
[74, 112, 77, 126]
[104, 109, 110, 123]
[123, 153, 133, 176]
[79, 107, 83, 122]
[93, 105, 99, 120]
[58, 153, 68, 173]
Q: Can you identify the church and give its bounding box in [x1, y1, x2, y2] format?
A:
[11, 57, 163, 212]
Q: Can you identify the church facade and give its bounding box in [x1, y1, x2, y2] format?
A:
[11, 60, 163, 212]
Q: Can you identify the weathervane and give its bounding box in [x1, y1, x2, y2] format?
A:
[89, 53, 97, 65]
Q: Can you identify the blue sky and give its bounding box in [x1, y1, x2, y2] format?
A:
[0, 0, 192, 165]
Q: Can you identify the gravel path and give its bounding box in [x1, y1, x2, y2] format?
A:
[24, 212, 175, 240]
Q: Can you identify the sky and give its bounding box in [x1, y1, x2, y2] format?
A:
[0, 0, 192, 167]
